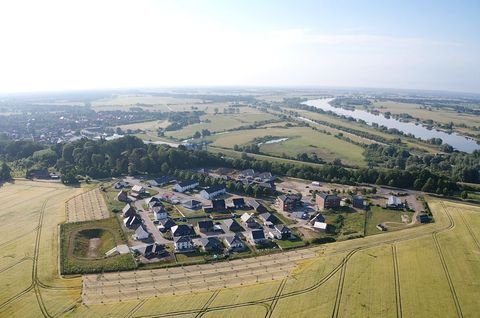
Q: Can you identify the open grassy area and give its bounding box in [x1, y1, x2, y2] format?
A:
[210, 126, 366, 166]
[165, 111, 277, 140]
[365, 206, 415, 236]
[60, 217, 136, 274]
[1, 180, 479, 318]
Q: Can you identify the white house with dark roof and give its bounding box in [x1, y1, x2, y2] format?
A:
[174, 236, 194, 251]
[200, 185, 226, 200]
[224, 235, 245, 251]
[174, 180, 199, 193]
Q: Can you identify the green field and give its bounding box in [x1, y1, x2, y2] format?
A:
[60, 217, 136, 274]
[210, 126, 366, 167]
[165, 111, 277, 140]
[1, 180, 480, 318]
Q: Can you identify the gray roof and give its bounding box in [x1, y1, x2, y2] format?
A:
[224, 235, 243, 245]
[177, 180, 199, 188]
[174, 236, 192, 243]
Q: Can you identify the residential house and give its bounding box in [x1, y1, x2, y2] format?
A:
[273, 224, 292, 240]
[247, 199, 267, 213]
[313, 222, 328, 231]
[309, 213, 326, 225]
[212, 199, 226, 211]
[131, 185, 145, 194]
[240, 213, 258, 228]
[182, 199, 202, 210]
[137, 243, 167, 259]
[316, 193, 341, 210]
[200, 185, 226, 200]
[352, 195, 366, 209]
[158, 218, 176, 232]
[174, 236, 194, 251]
[387, 196, 404, 209]
[114, 181, 129, 189]
[145, 196, 160, 206]
[277, 194, 300, 212]
[198, 237, 224, 253]
[223, 235, 245, 251]
[153, 206, 168, 221]
[230, 198, 246, 209]
[134, 226, 150, 240]
[174, 180, 199, 193]
[223, 219, 244, 232]
[259, 212, 278, 226]
[122, 204, 136, 218]
[197, 220, 214, 233]
[117, 190, 129, 203]
[148, 200, 163, 209]
[148, 176, 174, 187]
[248, 229, 266, 245]
[171, 224, 194, 237]
[203, 199, 226, 213]
[124, 215, 142, 229]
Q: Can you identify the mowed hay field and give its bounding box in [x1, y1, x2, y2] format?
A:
[1, 181, 480, 318]
[0, 180, 83, 318]
[66, 188, 110, 222]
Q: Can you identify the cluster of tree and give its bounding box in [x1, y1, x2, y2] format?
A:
[192, 129, 211, 139]
[363, 143, 480, 184]
[0, 135, 465, 194]
[163, 111, 204, 132]
[0, 162, 12, 183]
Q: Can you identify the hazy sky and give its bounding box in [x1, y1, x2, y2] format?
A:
[0, 0, 479, 93]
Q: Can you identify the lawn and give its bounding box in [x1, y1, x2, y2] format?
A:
[276, 238, 307, 249]
[365, 206, 414, 236]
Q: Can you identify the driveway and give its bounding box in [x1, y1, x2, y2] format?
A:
[134, 200, 171, 245]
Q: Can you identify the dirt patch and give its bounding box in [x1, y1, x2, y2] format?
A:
[87, 238, 102, 258]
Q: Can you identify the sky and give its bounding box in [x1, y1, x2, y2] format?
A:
[0, 0, 479, 94]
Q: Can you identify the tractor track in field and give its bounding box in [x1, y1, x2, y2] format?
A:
[392, 244, 403, 318]
[457, 208, 480, 250]
[0, 256, 33, 273]
[331, 252, 348, 318]
[265, 278, 288, 318]
[0, 225, 40, 248]
[125, 299, 147, 318]
[196, 289, 220, 318]
[0, 190, 75, 317]
[132, 201, 457, 318]
[432, 202, 463, 318]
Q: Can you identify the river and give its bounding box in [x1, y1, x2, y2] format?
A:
[303, 98, 480, 153]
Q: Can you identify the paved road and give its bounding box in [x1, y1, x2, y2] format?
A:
[134, 200, 171, 245]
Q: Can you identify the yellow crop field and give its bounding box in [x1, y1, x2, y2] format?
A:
[66, 188, 110, 222]
[1, 180, 479, 318]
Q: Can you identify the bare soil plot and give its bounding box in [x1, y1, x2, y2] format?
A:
[82, 248, 318, 304]
[66, 188, 110, 222]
